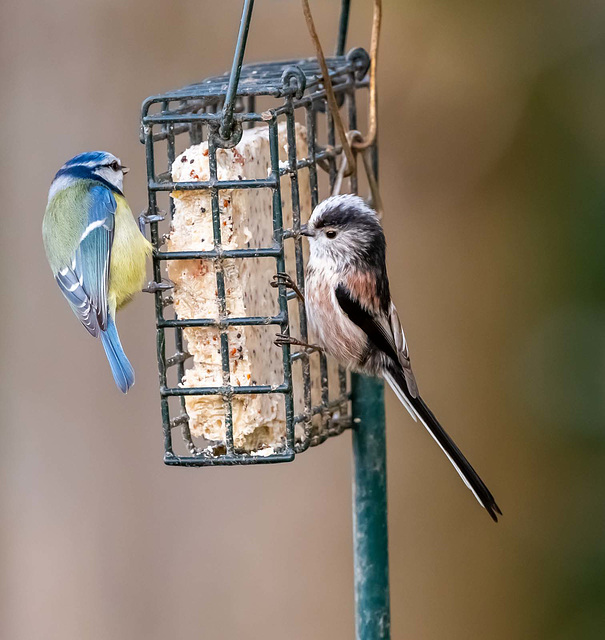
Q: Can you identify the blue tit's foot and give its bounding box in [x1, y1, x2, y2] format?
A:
[165, 350, 191, 367]
[138, 209, 166, 235]
[142, 278, 174, 294]
[274, 333, 322, 353]
[271, 272, 304, 303]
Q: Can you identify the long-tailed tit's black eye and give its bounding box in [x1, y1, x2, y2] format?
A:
[325, 229, 338, 239]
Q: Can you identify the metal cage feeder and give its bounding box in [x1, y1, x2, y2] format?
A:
[141, 32, 374, 467]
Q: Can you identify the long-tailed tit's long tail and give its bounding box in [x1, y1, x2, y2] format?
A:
[384, 367, 502, 522]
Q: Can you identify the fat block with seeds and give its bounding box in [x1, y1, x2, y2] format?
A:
[168, 123, 312, 450]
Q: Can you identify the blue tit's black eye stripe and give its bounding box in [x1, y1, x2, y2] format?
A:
[54, 164, 124, 196]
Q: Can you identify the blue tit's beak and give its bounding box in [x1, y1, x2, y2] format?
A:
[299, 224, 314, 237]
[121, 166, 130, 174]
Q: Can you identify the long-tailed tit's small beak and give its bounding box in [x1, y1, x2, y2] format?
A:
[121, 166, 130, 174]
[299, 224, 314, 237]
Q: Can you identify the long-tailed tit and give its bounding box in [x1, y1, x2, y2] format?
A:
[299, 194, 501, 521]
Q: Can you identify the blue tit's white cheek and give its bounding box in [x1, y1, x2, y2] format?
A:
[95, 166, 124, 192]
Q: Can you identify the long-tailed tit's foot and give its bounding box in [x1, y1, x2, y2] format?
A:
[271, 272, 304, 303]
[274, 333, 322, 353]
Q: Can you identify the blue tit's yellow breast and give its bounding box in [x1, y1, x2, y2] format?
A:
[108, 195, 152, 312]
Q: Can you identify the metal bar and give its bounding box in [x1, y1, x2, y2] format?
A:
[280, 148, 344, 174]
[324, 88, 350, 415]
[285, 100, 312, 446]
[351, 373, 390, 640]
[293, 395, 352, 422]
[220, 0, 255, 140]
[189, 103, 204, 145]
[164, 451, 295, 466]
[161, 383, 290, 397]
[155, 247, 281, 260]
[207, 130, 235, 454]
[306, 99, 331, 421]
[268, 118, 295, 451]
[143, 83, 364, 132]
[336, 0, 352, 56]
[246, 95, 256, 129]
[143, 119, 173, 457]
[149, 177, 277, 191]
[144, 112, 267, 126]
[347, 77, 359, 194]
[341, 73, 360, 418]
[150, 150, 363, 189]
[305, 104, 320, 209]
[164, 113, 195, 451]
[158, 314, 285, 328]
[144, 80, 359, 122]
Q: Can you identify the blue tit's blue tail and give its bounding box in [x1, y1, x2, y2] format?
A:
[100, 316, 135, 393]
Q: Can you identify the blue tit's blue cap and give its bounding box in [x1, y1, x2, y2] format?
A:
[63, 151, 115, 168]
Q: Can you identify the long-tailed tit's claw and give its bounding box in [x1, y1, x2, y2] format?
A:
[271, 272, 305, 303]
[274, 333, 322, 353]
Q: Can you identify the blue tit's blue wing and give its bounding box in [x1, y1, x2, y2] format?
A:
[56, 185, 115, 337]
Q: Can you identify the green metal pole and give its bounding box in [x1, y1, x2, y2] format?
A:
[351, 373, 391, 640]
[336, 0, 351, 56]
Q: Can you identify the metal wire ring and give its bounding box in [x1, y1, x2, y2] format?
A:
[281, 66, 307, 100]
[346, 47, 371, 81]
[210, 120, 244, 149]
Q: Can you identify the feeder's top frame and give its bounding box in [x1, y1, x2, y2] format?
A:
[141, 51, 370, 116]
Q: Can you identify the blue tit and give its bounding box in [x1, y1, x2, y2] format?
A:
[42, 151, 152, 393]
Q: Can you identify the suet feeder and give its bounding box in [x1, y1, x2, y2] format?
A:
[141, 2, 373, 466]
[141, 1, 389, 637]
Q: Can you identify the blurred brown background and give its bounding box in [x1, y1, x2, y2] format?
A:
[3, 0, 605, 638]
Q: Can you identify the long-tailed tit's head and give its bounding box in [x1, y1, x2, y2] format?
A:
[303, 194, 385, 270]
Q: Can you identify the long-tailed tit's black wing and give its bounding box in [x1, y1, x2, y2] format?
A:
[334, 283, 417, 395]
[334, 282, 502, 522]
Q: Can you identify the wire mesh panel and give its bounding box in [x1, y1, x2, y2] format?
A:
[141, 49, 372, 465]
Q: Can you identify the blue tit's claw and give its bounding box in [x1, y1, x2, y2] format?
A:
[138, 210, 166, 234]
[165, 351, 191, 367]
[142, 278, 174, 294]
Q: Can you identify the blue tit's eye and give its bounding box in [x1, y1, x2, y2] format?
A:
[109, 161, 120, 171]
[325, 229, 337, 239]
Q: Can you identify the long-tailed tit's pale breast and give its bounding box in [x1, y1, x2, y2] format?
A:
[302, 194, 501, 522]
